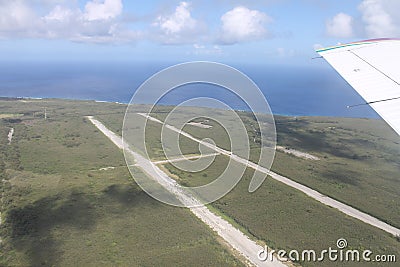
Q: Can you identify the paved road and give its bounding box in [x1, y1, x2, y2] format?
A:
[137, 113, 400, 237]
[87, 116, 286, 267]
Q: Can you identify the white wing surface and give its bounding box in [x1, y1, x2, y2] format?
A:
[317, 38, 400, 136]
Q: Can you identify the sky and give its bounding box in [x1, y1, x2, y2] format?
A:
[0, 0, 399, 64]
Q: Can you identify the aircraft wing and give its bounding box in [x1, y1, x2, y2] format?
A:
[317, 38, 400, 136]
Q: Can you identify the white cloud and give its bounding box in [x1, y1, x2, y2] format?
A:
[358, 0, 397, 38]
[0, 1, 38, 34]
[152, 2, 204, 44]
[324, 1, 400, 40]
[218, 6, 272, 44]
[192, 44, 223, 55]
[156, 2, 196, 34]
[83, 0, 122, 21]
[326, 12, 354, 38]
[44, 5, 75, 21]
[0, 0, 138, 43]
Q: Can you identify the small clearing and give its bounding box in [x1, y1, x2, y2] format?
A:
[187, 121, 212, 129]
[8, 128, 14, 144]
[99, 166, 115, 171]
[276, 146, 320, 160]
[0, 114, 23, 119]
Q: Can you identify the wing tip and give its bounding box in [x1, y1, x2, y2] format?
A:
[316, 38, 400, 53]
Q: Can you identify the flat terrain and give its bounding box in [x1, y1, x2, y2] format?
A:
[1, 99, 399, 267]
[142, 106, 400, 230]
[119, 105, 400, 266]
[131, 111, 399, 238]
[0, 99, 241, 266]
[88, 116, 284, 266]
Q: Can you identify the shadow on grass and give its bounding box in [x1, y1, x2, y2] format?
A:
[102, 184, 147, 207]
[6, 191, 96, 266]
[5, 183, 149, 266]
[276, 120, 361, 160]
[321, 168, 360, 186]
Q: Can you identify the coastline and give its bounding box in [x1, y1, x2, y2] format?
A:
[0, 96, 381, 120]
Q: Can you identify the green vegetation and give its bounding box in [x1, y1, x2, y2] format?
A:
[149, 106, 400, 230]
[272, 116, 400, 228]
[1, 99, 399, 267]
[138, 106, 400, 267]
[165, 158, 400, 266]
[0, 99, 242, 266]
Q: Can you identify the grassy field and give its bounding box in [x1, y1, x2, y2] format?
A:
[0, 99, 242, 266]
[271, 116, 400, 228]
[144, 106, 400, 230]
[2, 99, 399, 267]
[118, 105, 400, 267]
[164, 156, 400, 266]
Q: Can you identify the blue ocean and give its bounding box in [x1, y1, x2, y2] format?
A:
[0, 61, 378, 118]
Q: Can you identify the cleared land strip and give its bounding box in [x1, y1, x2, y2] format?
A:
[276, 146, 319, 160]
[138, 113, 400, 237]
[153, 153, 220, 165]
[8, 128, 14, 144]
[87, 116, 285, 267]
